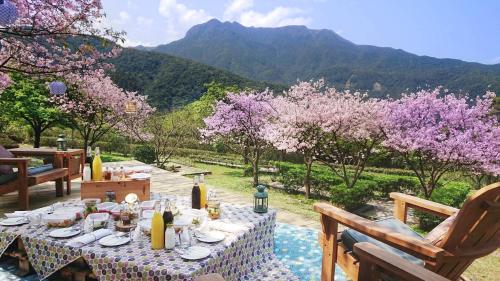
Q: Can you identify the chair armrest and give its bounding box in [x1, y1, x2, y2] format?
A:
[314, 202, 445, 261]
[390, 193, 458, 219]
[0, 158, 31, 165]
[353, 242, 450, 281]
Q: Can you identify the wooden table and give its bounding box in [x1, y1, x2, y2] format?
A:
[80, 178, 150, 202]
[9, 148, 84, 195]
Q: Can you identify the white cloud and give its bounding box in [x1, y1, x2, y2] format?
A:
[119, 11, 130, 22]
[158, 0, 212, 42]
[223, 0, 311, 27]
[121, 37, 155, 47]
[224, 0, 254, 20]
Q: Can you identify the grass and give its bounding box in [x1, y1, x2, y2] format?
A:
[173, 157, 321, 221]
[101, 152, 133, 162]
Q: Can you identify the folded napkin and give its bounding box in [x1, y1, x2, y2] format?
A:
[66, 229, 112, 248]
[208, 221, 249, 233]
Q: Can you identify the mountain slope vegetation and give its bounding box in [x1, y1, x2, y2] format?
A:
[152, 19, 500, 98]
[108, 48, 282, 111]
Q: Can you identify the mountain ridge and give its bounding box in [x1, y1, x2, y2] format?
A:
[146, 19, 500, 98]
[109, 48, 283, 111]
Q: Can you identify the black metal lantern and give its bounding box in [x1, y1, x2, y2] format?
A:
[48, 81, 67, 95]
[253, 185, 268, 213]
[0, 0, 18, 26]
[56, 134, 67, 151]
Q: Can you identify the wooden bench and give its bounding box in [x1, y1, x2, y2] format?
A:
[0, 157, 68, 210]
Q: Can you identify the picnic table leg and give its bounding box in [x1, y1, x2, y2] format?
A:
[18, 165, 29, 210]
[55, 178, 63, 197]
[66, 176, 71, 195]
[54, 153, 64, 197]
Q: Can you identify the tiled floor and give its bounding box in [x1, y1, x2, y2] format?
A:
[275, 223, 346, 281]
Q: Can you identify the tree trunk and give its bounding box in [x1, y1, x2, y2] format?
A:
[243, 143, 249, 165]
[252, 161, 259, 187]
[33, 127, 42, 148]
[304, 155, 313, 199]
[252, 150, 260, 187]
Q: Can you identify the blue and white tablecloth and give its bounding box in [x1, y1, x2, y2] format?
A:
[0, 198, 295, 281]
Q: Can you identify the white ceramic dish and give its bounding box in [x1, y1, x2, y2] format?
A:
[195, 231, 225, 243]
[49, 227, 82, 238]
[96, 202, 118, 213]
[43, 213, 76, 227]
[98, 234, 130, 247]
[53, 207, 84, 220]
[179, 246, 211, 260]
[0, 217, 29, 226]
[86, 213, 109, 229]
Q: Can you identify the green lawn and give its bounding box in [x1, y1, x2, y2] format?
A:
[101, 152, 133, 162]
[173, 158, 321, 221]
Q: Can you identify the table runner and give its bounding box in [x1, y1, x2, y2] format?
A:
[0, 199, 277, 281]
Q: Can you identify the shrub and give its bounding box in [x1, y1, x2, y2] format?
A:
[133, 145, 156, 164]
[274, 162, 343, 195]
[243, 164, 253, 177]
[330, 181, 374, 211]
[416, 182, 472, 231]
[361, 173, 419, 199]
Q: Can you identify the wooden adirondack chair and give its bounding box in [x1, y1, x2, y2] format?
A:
[353, 242, 450, 281]
[314, 182, 500, 281]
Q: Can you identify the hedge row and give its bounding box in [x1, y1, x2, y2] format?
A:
[271, 161, 471, 212]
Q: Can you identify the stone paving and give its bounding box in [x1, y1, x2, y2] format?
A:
[0, 160, 322, 228]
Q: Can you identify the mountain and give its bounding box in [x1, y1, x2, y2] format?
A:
[108, 48, 282, 111]
[151, 19, 500, 98]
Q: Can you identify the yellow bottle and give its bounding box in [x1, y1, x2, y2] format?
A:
[92, 147, 103, 181]
[199, 174, 207, 209]
[151, 211, 165, 249]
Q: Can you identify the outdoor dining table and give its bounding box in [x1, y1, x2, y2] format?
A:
[0, 196, 287, 281]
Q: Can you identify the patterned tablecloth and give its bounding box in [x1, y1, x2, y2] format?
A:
[0, 199, 279, 281]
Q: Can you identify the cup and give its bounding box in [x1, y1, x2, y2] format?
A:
[28, 213, 42, 226]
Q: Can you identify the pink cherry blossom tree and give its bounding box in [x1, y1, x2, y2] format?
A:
[51, 70, 153, 151]
[383, 88, 499, 198]
[201, 90, 275, 186]
[0, 0, 123, 92]
[313, 87, 387, 189]
[265, 80, 328, 198]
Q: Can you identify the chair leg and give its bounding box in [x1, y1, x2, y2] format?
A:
[19, 181, 29, 210]
[56, 178, 63, 197]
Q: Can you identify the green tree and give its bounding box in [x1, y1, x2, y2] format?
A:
[0, 74, 63, 147]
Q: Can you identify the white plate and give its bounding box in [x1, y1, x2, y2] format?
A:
[98, 234, 130, 247]
[195, 231, 225, 243]
[49, 227, 82, 238]
[179, 246, 211, 260]
[0, 217, 29, 226]
[129, 173, 151, 180]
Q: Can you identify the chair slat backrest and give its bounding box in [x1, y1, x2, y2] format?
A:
[430, 182, 500, 280]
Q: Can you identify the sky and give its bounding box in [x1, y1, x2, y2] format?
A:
[100, 0, 500, 64]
